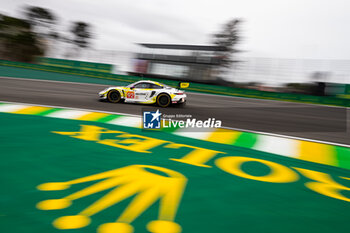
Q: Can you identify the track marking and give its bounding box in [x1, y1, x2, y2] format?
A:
[13, 106, 51, 115]
[0, 100, 349, 148]
[253, 135, 299, 158]
[108, 116, 142, 128]
[47, 110, 91, 119]
[173, 128, 218, 140]
[298, 141, 335, 165]
[0, 104, 28, 112]
[1, 100, 349, 170]
[205, 129, 241, 144]
[1, 76, 348, 109]
[76, 112, 111, 121]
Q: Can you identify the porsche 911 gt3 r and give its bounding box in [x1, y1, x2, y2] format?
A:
[98, 80, 188, 107]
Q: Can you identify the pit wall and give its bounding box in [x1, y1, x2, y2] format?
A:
[0, 59, 349, 107]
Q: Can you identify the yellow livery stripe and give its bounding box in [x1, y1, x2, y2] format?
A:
[298, 141, 336, 166]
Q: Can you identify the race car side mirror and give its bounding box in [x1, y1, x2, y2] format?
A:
[179, 82, 189, 89]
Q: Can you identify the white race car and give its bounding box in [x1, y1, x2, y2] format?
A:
[99, 80, 188, 107]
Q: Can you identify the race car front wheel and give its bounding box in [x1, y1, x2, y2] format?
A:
[107, 90, 122, 103]
[156, 93, 171, 107]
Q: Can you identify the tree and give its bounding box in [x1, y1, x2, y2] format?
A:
[0, 14, 43, 62]
[70, 21, 92, 49]
[24, 6, 57, 38]
[67, 21, 92, 58]
[23, 6, 59, 57]
[212, 19, 242, 70]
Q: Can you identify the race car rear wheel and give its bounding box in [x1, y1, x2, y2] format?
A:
[156, 93, 171, 107]
[107, 90, 122, 103]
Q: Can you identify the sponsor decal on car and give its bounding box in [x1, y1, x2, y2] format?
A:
[126, 91, 135, 99]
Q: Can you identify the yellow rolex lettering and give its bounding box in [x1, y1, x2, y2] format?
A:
[165, 143, 225, 168]
[215, 156, 299, 183]
[294, 168, 350, 202]
[52, 125, 123, 141]
[99, 133, 167, 153]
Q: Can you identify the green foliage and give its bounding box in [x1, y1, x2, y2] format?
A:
[0, 5, 94, 62]
[0, 14, 43, 62]
[24, 6, 56, 25]
[0, 14, 31, 29]
[212, 19, 242, 68]
[24, 6, 58, 41]
[70, 22, 92, 48]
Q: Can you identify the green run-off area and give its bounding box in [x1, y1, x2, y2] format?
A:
[0, 113, 349, 233]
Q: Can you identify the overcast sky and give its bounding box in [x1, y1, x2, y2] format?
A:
[1, 0, 350, 59]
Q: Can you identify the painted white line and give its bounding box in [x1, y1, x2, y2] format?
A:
[108, 116, 141, 128]
[253, 135, 299, 158]
[0, 104, 29, 112]
[47, 110, 89, 119]
[1, 100, 348, 147]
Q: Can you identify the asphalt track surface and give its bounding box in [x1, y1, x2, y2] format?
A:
[0, 77, 349, 145]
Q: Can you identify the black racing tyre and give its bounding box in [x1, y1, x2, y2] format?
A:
[107, 90, 122, 103]
[156, 93, 171, 107]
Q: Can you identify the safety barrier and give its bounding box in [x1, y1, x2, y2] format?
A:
[37, 57, 113, 73]
[1, 59, 349, 107]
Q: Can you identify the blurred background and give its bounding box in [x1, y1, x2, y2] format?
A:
[1, 0, 350, 98]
